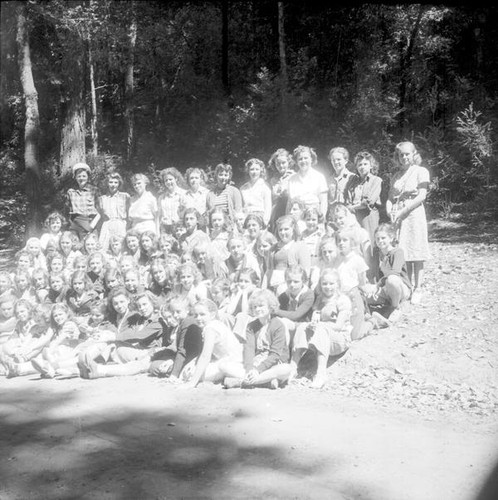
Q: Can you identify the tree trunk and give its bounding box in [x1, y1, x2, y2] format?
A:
[125, 0, 137, 161]
[17, 3, 41, 237]
[88, 27, 98, 158]
[59, 18, 86, 175]
[278, 2, 288, 90]
[60, 100, 86, 174]
[398, 5, 425, 134]
[221, 0, 230, 96]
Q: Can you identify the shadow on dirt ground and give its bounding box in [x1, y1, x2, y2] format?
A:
[0, 384, 356, 500]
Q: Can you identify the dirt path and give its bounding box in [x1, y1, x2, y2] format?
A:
[1, 213, 497, 499]
[1, 377, 497, 500]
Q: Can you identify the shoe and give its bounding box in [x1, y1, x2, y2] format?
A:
[223, 377, 243, 389]
[31, 358, 56, 379]
[85, 358, 103, 379]
[371, 311, 391, 329]
[388, 309, 402, 324]
[157, 359, 174, 377]
[287, 362, 298, 384]
[5, 359, 20, 378]
[55, 368, 77, 378]
[78, 352, 102, 379]
[311, 373, 326, 389]
[269, 378, 279, 390]
[410, 289, 422, 305]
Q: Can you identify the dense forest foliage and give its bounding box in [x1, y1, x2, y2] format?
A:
[1, 1, 497, 239]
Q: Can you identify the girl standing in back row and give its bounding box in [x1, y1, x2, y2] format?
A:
[387, 141, 430, 305]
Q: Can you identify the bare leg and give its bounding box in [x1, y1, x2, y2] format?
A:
[384, 275, 406, 308]
[412, 261, 425, 289]
[217, 359, 245, 379]
[249, 364, 293, 386]
[9, 360, 38, 377]
[406, 261, 414, 286]
[87, 356, 151, 378]
[311, 352, 327, 389]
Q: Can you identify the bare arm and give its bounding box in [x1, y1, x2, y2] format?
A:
[394, 187, 427, 222]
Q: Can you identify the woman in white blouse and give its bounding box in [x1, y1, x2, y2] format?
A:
[287, 145, 328, 217]
[240, 158, 272, 227]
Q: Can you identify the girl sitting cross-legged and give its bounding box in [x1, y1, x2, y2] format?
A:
[221, 289, 293, 389]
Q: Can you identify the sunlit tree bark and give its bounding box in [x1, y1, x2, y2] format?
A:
[125, 0, 137, 161]
[17, 2, 41, 237]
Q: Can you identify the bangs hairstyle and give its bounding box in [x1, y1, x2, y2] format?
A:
[130, 173, 150, 186]
[288, 198, 306, 212]
[268, 148, 295, 174]
[106, 171, 124, 189]
[161, 294, 189, 317]
[284, 265, 308, 283]
[106, 286, 131, 320]
[70, 270, 92, 288]
[49, 303, 72, 329]
[31, 268, 48, 285]
[59, 231, 81, 251]
[90, 299, 108, 316]
[248, 289, 279, 314]
[14, 298, 34, 316]
[49, 271, 66, 285]
[243, 213, 264, 230]
[275, 215, 299, 241]
[14, 269, 32, 285]
[104, 267, 123, 284]
[43, 211, 67, 229]
[134, 290, 159, 311]
[354, 151, 379, 175]
[183, 207, 201, 223]
[319, 236, 337, 255]
[328, 146, 350, 162]
[255, 230, 277, 248]
[159, 167, 186, 190]
[244, 158, 267, 179]
[185, 167, 208, 187]
[235, 267, 260, 285]
[159, 232, 176, 247]
[214, 163, 233, 180]
[15, 250, 33, 266]
[293, 145, 317, 166]
[140, 230, 159, 246]
[374, 223, 397, 241]
[228, 234, 247, 250]
[176, 262, 202, 285]
[334, 227, 359, 249]
[303, 206, 323, 223]
[210, 277, 231, 295]
[319, 268, 342, 289]
[48, 251, 65, 267]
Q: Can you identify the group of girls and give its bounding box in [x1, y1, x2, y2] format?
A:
[0, 141, 430, 389]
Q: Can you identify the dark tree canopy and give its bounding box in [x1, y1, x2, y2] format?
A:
[1, 1, 497, 234]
